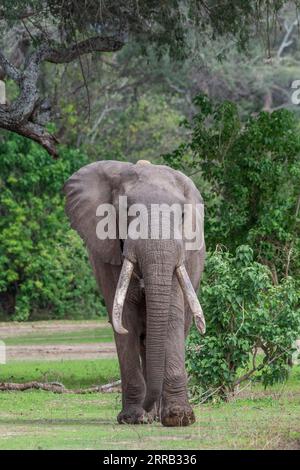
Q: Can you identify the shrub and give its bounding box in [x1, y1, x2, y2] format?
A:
[186, 245, 300, 401]
[0, 134, 106, 320]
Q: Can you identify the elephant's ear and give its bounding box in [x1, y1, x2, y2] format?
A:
[63, 161, 131, 265]
[179, 173, 205, 253]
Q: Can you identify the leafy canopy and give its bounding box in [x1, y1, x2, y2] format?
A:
[1, 1, 298, 57]
[163, 96, 300, 398]
[163, 96, 300, 280]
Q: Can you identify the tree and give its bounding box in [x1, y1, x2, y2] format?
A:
[163, 95, 300, 281]
[0, 0, 297, 156]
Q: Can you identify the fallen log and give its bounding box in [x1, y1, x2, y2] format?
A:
[0, 380, 121, 394]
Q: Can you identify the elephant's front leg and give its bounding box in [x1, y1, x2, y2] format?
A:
[114, 299, 148, 425]
[92, 261, 147, 425]
[161, 280, 195, 427]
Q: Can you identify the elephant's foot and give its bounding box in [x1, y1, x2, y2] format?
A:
[161, 403, 195, 427]
[117, 406, 154, 425]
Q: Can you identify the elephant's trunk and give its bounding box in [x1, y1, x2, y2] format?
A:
[141, 241, 175, 412]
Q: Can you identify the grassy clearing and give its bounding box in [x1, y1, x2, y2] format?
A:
[0, 359, 119, 389]
[0, 388, 299, 450]
[0, 359, 299, 449]
[3, 327, 114, 346]
[0, 321, 299, 449]
[0, 319, 113, 346]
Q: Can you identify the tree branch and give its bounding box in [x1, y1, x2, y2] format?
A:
[0, 51, 21, 82]
[277, 19, 298, 59]
[45, 35, 124, 63]
[0, 34, 125, 156]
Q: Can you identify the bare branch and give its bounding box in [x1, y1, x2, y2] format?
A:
[0, 33, 125, 156]
[45, 35, 124, 64]
[0, 50, 21, 82]
[277, 19, 298, 59]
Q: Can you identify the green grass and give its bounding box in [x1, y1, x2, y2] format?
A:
[0, 389, 299, 449]
[4, 327, 114, 346]
[0, 359, 299, 449]
[1, 320, 299, 449]
[0, 359, 119, 389]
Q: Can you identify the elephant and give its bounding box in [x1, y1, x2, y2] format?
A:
[63, 160, 205, 427]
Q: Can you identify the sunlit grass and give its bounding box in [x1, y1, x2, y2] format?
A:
[0, 358, 119, 389]
[0, 360, 299, 449]
[1, 321, 299, 449]
[4, 327, 114, 346]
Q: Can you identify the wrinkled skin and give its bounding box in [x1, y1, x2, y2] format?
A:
[64, 161, 205, 426]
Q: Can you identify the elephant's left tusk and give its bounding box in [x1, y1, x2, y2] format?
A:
[176, 264, 206, 335]
[112, 258, 134, 335]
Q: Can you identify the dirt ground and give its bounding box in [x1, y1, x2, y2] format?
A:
[6, 342, 117, 361]
[0, 320, 107, 338]
[0, 320, 117, 361]
[2, 320, 299, 362]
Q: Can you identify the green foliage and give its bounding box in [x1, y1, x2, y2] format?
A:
[83, 93, 184, 163]
[0, 134, 106, 320]
[165, 99, 300, 398]
[186, 246, 300, 400]
[164, 95, 300, 279]
[1, 1, 294, 57]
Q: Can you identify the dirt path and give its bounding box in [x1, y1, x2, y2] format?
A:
[0, 320, 117, 361]
[1, 321, 299, 363]
[0, 320, 108, 338]
[6, 342, 117, 361]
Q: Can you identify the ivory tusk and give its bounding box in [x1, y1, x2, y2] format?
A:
[112, 258, 134, 335]
[176, 264, 206, 335]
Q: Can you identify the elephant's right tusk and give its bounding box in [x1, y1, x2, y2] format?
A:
[176, 264, 206, 335]
[112, 258, 134, 335]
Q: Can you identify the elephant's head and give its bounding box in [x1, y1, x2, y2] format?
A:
[64, 160, 205, 412]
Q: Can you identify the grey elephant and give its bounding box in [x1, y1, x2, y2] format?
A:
[64, 160, 205, 427]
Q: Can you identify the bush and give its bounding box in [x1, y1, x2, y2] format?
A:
[186, 245, 300, 401]
[0, 134, 106, 320]
[163, 96, 300, 279]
